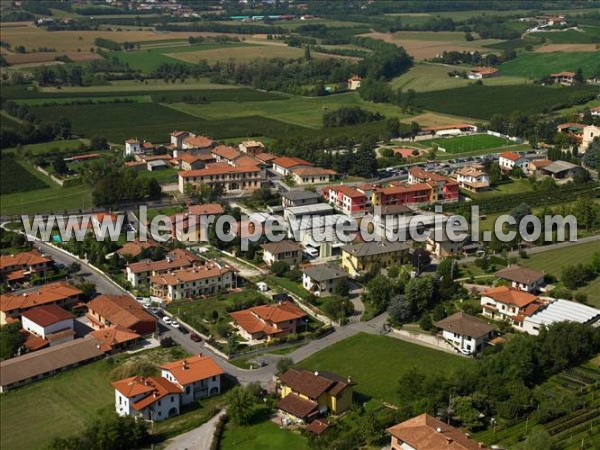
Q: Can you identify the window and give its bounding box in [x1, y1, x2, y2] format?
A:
[158, 400, 161, 406]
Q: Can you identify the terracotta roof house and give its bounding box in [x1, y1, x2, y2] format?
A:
[0, 249, 52, 284]
[125, 252, 202, 287]
[239, 140, 265, 155]
[229, 301, 307, 341]
[211, 145, 241, 163]
[161, 354, 224, 402]
[481, 286, 543, 329]
[116, 239, 159, 258]
[277, 368, 354, 423]
[435, 312, 495, 355]
[178, 163, 265, 194]
[188, 203, 225, 216]
[498, 151, 529, 173]
[528, 159, 552, 174]
[387, 413, 488, 450]
[550, 71, 576, 85]
[495, 265, 545, 292]
[233, 154, 264, 168]
[272, 156, 312, 176]
[261, 240, 303, 267]
[177, 152, 211, 171]
[87, 295, 157, 335]
[89, 325, 141, 352]
[468, 66, 500, 79]
[0, 282, 82, 325]
[182, 134, 214, 150]
[291, 167, 337, 185]
[347, 75, 362, 90]
[254, 152, 278, 166]
[21, 304, 75, 347]
[112, 375, 183, 422]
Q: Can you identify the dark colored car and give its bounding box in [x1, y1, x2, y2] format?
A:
[178, 326, 189, 335]
[190, 333, 202, 342]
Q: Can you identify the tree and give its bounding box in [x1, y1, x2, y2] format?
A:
[514, 429, 556, 450]
[90, 136, 109, 150]
[419, 313, 433, 331]
[405, 277, 434, 313]
[387, 295, 412, 323]
[226, 385, 258, 426]
[451, 395, 486, 430]
[0, 322, 24, 360]
[304, 45, 312, 61]
[52, 155, 68, 175]
[364, 275, 394, 312]
[276, 357, 294, 375]
[573, 67, 585, 84]
[270, 261, 290, 277]
[411, 248, 431, 272]
[334, 278, 351, 297]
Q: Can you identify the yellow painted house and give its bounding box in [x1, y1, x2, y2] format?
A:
[276, 368, 354, 423]
[341, 241, 410, 278]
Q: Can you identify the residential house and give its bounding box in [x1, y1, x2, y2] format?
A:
[582, 125, 599, 152]
[347, 75, 362, 90]
[116, 239, 160, 259]
[419, 123, 477, 137]
[178, 163, 265, 194]
[281, 190, 321, 208]
[277, 368, 354, 424]
[177, 152, 213, 171]
[211, 145, 241, 164]
[21, 305, 75, 347]
[161, 354, 224, 402]
[550, 71, 575, 85]
[480, 286, 542, 329]
[591, 106, 600, 117]
[261, 240, 303, 266]
[498, 151, 529, 173]
[272, 156, 312, 176]
[454, 165, 490, 191]
[521, 299, 600, 335]
[0, 282, 82, 325]
[326, 185, 369, 217]
[302, 264, 348, 296]
[283, 203, 335, 223]
[435, 312, 495, 355]
[232, 154, 265, 170]
[0, 338, 105, 392]
[468, 67, 500, 79]
[182, 134, 214, 151]
[170, 131, 189, 150]
[425, 225, 467, 258]
[387, 413, 488, 450]
[0, 249, 52, 285]
[291, 167, 337, 185]
[171, 203, 225, 242]
[371, 183, 433, 207]
[239, 140, 265, 155]
[341, 241, 410, 278]
[126, 250, 202, 287]
[124, 139, 142, 156]
[254, 152, 278, 167]
[150, 262, 237, 302]
[112, 375, 183, 422]
[407, 167, 459, 201]
[124, 160, 147, 171]
[229, 301, 307, 341]
[89, 325, 141, 353]
[87, 295, 157, 335]
[494, 265, 545, 293]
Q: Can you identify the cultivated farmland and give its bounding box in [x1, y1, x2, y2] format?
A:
[0, 155, 50, 194]
[500, 51, 600, 78]
[414, 84, 599, 120]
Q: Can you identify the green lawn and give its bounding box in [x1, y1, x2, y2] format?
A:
[500, 51, 600, 78]
[221, 421, 309, 450]
[541, 26, 600, 44]
[137, 167, 179, 185]
[0, 183, 93, 216]
[463, 179, 534, 201]
[424, 134, 512, 154]
[299, 332, 470, 402]
[0, 346, 207, 450]
[1, 156, 50, 194]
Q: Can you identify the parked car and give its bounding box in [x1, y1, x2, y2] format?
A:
[171, 321, 180, 329]
[190, 333, 202, 342]
[178, 326, 189, 335]
[162, 316, 172, 325]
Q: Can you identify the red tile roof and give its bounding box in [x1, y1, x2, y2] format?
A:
[151, 264, 234, 286]
[87, 295, 157, 330]
[292, 167, 337, 177]
[499, 151, 523, 162]
[89, 325, 140, 352]
[482, 286, 538, 308]
[0, 282, 81, 313]
[211, 145, 240, 160]
[329, 185, 367, 198]
[0, 250, 51, 271]
[470, 66, 498, 75]
[183, 135, 213, 148]
[387, 413, 488, 450]
[276, 392, 319, 419]
[255, 152, 277, 162]
[279, 368, 351, 399]
[21, 305, 74, 327]
[273, 156, 311, 169]
[161, 354, 224, 385]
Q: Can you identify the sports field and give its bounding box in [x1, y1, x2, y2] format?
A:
[390, 63, 528, 92]
[424, 134, 513, 154]
[299, 332, 470, 401]
[500, 51, 600, 78]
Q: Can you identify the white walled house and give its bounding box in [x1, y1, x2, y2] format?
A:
[480, 286, 541, 329]
[494, 265, 545, 293]
[498, 151, 529, 173]
[582, 125, 600, 153]
[261, 240, 303, 266]
[21, 305, 75, 347]
[161, 355, 224, 403]
[124, 139, 142, 157]
[112, 376, 182, 422]
[302, 264, 348, 296]
[454, 166, 490, 191]
[435, 312, 494, 355]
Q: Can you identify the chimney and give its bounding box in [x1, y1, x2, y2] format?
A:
[347, 375, 352, 384]
[436, 427, 443, 433]
[314, 371, 319, 377]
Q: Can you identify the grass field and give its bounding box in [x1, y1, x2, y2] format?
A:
[299, 332, 470, 402]
[390, 63, 528, 92]
[0, 182, 92, 216]
[169, 91, 410, 128]
[424, 134, 512, 154]
[29, 102, 308, 142]
[414, 84, 599, 120]
[0, 346, 218, 450]
[17, 95, 153, 106]
[536, 26, 600, 44]
[221, 421, 309, 450]
[500, 51, 600, 78]
[464, 179, 535, 201]
[39, 78, 241, 93]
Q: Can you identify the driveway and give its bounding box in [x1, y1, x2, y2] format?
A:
[164, 409, 226, 450]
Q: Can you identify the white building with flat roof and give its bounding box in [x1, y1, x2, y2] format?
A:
[522, 299, 600, 335]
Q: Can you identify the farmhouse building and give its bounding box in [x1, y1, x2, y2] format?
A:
[239, 140, 266, 155]
[21, 305, 75, 348]
[211, 145, 241, 163]
[550, 71, 575, 85]
[124, 139, 142, 156]
[161, 354, 224, 403]
[494, 265, 545, 293]
[468, 67, 500, 79]
[347, 75, 362, 90]
[182, 134, 214, 151]
[582, 125, 600, 152]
